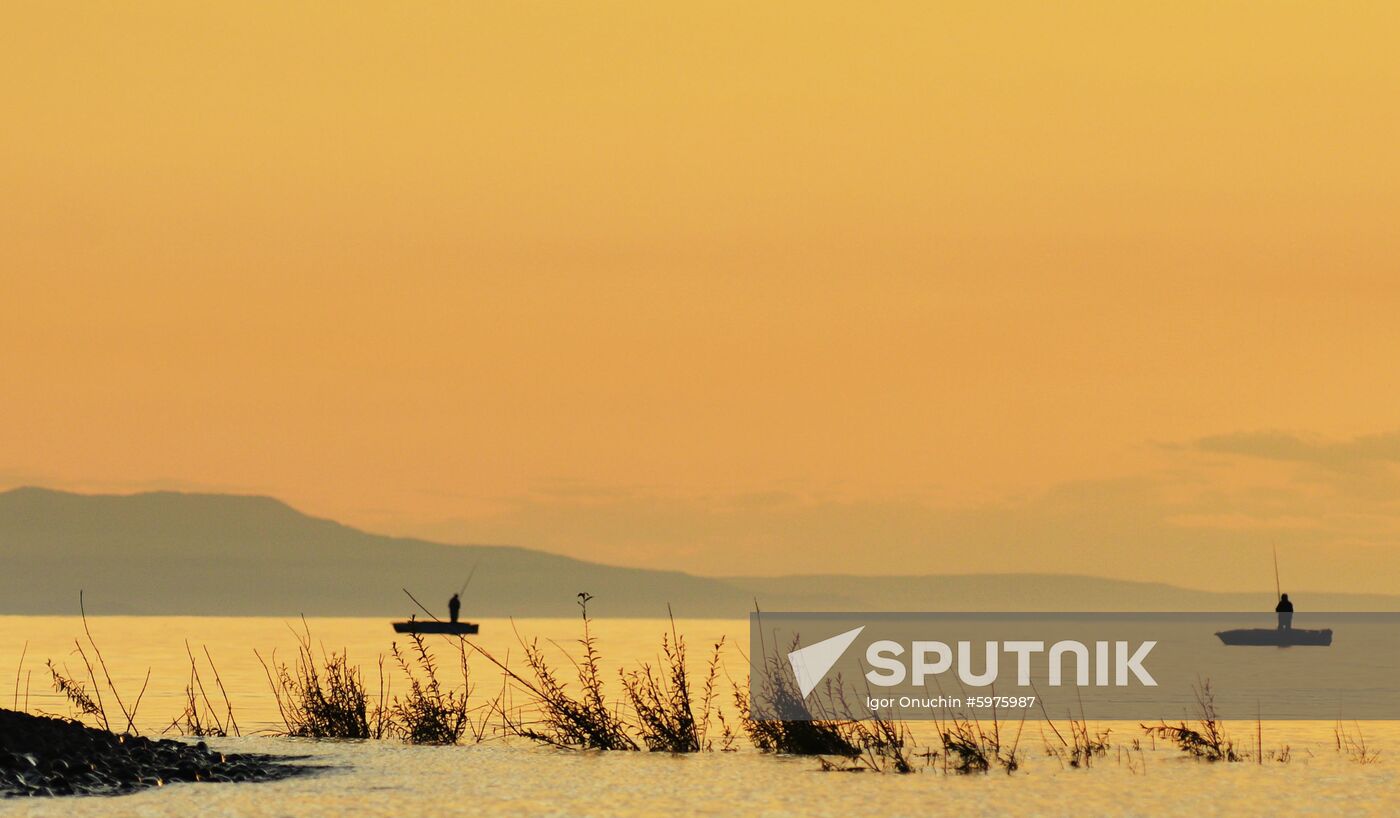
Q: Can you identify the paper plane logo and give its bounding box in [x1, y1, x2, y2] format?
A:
[787, 626, 865, 698]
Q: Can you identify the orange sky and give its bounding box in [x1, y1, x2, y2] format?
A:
[3, 3, 1400, 591]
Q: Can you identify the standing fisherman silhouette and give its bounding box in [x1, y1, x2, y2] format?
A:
[1276, 593, 1293, 630]
[447, 562, 478, 625]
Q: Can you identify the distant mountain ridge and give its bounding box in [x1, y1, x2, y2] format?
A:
[3, 486, 1398, 617]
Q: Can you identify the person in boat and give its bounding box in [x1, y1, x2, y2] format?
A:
[1275, 593, 1293, 630]
[448, 593, 461, 624]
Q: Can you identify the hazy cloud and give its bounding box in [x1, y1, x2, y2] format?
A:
[397, 454, 1400, 595]
[1196, 430, 1400, 470]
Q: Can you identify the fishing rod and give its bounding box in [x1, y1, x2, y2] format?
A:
[1273, 544, 1281, 601]
[457, 560, 480, 596]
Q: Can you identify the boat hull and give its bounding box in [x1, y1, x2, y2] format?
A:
[391, 621, 479, 635]
[1215, 628, 1331, 646]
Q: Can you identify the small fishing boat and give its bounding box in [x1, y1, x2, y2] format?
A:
[393, 562, 483, 636]
[1214, 546, 1333, 646]
[391, 620, 479, 635]
[1215, 628, 1331, 647]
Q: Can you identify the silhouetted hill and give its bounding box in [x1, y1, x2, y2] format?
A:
[0, 487, 778, 616]
[3, 487, 1398, 616]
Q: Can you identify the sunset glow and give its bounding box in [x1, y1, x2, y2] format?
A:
[4, 2, 1400, 590]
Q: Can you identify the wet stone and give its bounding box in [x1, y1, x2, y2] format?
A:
[0, 709, 308, 797]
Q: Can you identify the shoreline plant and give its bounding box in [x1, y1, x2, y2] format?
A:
[385, 632, 472, 745]
[1141, 680, 1241, 762]
[255, 620, 371, 739]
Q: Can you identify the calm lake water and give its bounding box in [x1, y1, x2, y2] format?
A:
[1, 616, 1397, 817]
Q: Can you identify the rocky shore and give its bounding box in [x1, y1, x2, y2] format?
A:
[1, 709, 308, 797]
